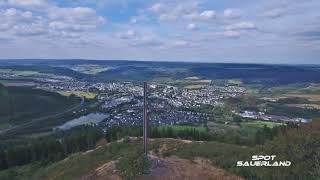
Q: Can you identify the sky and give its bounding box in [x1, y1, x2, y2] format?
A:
[0, 0, 319, 64]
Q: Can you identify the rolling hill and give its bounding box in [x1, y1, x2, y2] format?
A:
[0, 84, 80, 127]
[1, 60, 320, 84]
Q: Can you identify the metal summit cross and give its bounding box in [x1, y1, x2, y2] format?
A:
[143, 82, 148, 154]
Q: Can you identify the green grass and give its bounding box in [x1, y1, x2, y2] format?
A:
[0, 122, 10, 130]
[157, 125, 207, 132]
[23, 132, 54, 139]
[58, 91, 97, 99]
[184, 84, 207, 90]
[239, 120, 284, 137]
[0, 142, 140, 180]
[227, 79, 243, 85]
[207, 121, 239, 133]
[241, 120, 284, 129]
[0, 69, 41, 76]
[0, 139, 247, 180]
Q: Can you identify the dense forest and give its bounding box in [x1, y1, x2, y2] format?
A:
[0, 119, 318, 179]
[0, 84, 80, 125]
[0, 123, 283, 171]
[1, 60, 320, 84]
[0, 127, 103, 170]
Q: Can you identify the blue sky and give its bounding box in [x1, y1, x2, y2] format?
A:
[0, 0, 319, 64]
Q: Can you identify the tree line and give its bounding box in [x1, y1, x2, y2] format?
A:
[0, 123, 293, 171]
[105, 125, 211, 142]
[0, 127, 103, 170]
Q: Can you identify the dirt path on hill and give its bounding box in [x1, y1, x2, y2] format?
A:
[85, 155, 243, 180]
[138, 156, 243, 180]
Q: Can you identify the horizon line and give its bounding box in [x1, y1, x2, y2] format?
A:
[0, 58, 319, 66]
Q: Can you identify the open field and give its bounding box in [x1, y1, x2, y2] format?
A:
[227, 79, 243, 85]
[58, 91, 97, 99]
[285, 94, 320, 102]
[173, 77, 212, 90]
[207, 120, 284, 141]
[0, 122, 10, 130]
[184, 84, 207, 90]
[69, 65, 113, 75]
[157, 125, 207, 133]
[185, 76, 201, 80]
[0, 69, 40, 76]
[23, 131, 53, 139]
[241, 120, 284, 129]
[207, 121, 240, 135]
[0, 80, 36, 87]
[286, 104, 320, 110]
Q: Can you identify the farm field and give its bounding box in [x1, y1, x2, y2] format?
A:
[184, 84, 208, 90]
[240, 120, 284, 129]
[0, 80, 36, 87]
[286, 104, 320, 110]
[156, 125, 207, 133]
[285, 94, 320, 102]
[58, 91, 97, 99]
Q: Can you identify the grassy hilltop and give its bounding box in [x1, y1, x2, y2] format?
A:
[0, 119, 319, 180]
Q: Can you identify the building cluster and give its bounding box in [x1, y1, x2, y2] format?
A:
[39, 81, 88, 91]
[237, 111, 311, 123]
[148, 84, 245, 108]
[0, 70, 73, 84]
[89, 82, 143, 96]
[103, 108, 206, 128]
[103, 96, 135, 108]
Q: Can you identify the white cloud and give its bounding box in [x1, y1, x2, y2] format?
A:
[224, 9, 242, 19]
[149, 3, 164, 13]
[183, 12, 198, 20]
[150, 2, 216, 22]
[0, 8, 43, 35]
[199, 10, 216, 20]
[129, 36, 163, 47]
[224, 30, 240, 38]
[0, 1, 105, 42]
[49, 21, 96, 32]
[48, 7, 105, 24]
[225, 21, 256, 31]
[116, 28, 164, 48]
[117, 30, 137, 39]
[13, 23, 45, 36]
[130, 15, 148, 24]
[159, 13, 177, 21]
[46, 6, 105, 37]
[186, 23, 198, 31]
[263, 8, 286, 19]
[1, 8, 34, 21]
[4, 0, 50, 10]
[0, 0, 319, 63]
[173, 40, 189, 47]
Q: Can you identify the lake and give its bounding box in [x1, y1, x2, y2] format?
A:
[57, 113, 109, 130]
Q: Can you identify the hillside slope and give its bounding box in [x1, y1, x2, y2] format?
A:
[0, 139, 244, 180]
[0, 119, 319, 180]
[0, 86, 80, 126]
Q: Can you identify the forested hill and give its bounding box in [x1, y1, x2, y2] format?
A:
[0, 120, 319, 180]
[1, 60, 320, 84]
[0, 86, 80, 125]
[0, 83, 7, 96]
